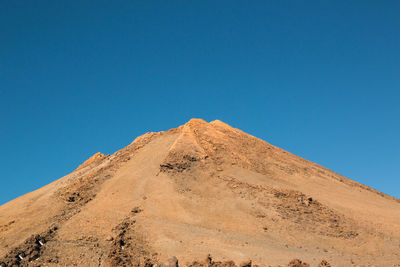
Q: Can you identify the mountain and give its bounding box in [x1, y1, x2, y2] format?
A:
[0, 119, 399, 267]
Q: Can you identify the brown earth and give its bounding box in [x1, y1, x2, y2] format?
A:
[0, 119, 399, 266]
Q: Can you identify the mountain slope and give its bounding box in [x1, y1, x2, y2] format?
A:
[0, 119, 399, 266]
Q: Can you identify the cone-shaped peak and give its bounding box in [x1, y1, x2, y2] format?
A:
[184, 118, 208, 126]
[1, 119, 399, 267]
[210, 119, 234, 129]
[183, 118, 235, 132]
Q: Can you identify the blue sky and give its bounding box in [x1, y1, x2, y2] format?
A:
[0, 1, 399, 205]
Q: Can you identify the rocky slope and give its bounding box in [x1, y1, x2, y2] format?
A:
[0, 119, 399, 266]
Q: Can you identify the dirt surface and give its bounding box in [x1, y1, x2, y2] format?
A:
[0, 119, 399, 266]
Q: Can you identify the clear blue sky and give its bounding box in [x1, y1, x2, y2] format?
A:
[1, 1, 399, 205]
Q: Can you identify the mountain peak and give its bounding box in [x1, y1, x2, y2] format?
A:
[210, 119, 235, 130]
[184, 118, 208, 127]
[0, 121, 399, 266]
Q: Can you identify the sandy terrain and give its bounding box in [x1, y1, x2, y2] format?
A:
[0, 119, 399, 266]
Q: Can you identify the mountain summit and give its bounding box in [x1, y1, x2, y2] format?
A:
[1, 119, 399, 266]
